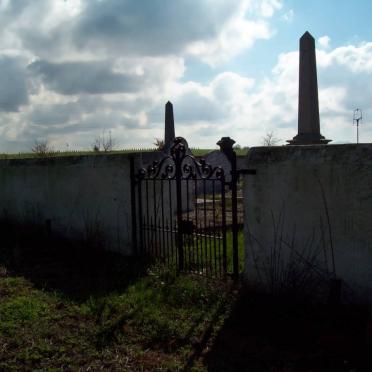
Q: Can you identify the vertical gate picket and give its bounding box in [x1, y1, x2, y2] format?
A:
[130, 157, 137, 254]
[174, 146, 184, 271]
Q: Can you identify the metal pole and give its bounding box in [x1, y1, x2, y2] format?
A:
[230, 150, 239, 280]
[175, 146, 184, 271]
[217, 137, 239, 280]
[353, 109, 362, 144]
[130, 157, 138, 254]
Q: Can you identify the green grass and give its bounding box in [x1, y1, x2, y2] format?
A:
[182, 227, 244, 274]
[0, 148, 157, 160]
[0, 148, 249, 160]
[226, 228, 244, 274]
[0, 268, 233, 371]
[0, 222, 369, 371]
[0, 225, 235, 371]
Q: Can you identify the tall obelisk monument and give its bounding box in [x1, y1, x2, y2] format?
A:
[287, 31, 331, 145]
[164, 101, 175, 152]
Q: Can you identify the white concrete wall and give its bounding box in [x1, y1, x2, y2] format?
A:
[0, 152, 161, 255]
[244, 144, 372, 305]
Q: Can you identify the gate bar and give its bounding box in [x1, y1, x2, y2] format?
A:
[130, 157, 138, 254]
[217, 137, 239, 280]
[175, 145, 185, 271]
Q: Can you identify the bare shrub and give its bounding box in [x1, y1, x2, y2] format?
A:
[261, 131, 280, 146]
[31, 139, 54, 157]
[92, 130, 118, 152]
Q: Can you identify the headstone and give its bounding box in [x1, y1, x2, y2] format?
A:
[287, 31, 331, 145]
[164, 101, 175, 152]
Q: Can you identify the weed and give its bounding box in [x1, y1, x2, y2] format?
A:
[0, 296, 48, 333]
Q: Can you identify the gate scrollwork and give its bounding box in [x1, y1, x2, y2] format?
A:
[137, 136, 225, 182]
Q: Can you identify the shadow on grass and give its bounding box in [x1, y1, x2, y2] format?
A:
[204, 287, 371, 372]
[0, 220, 150, 301]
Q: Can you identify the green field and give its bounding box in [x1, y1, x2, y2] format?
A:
[0, 147, 249, 160]
[0, 148, 156, 160]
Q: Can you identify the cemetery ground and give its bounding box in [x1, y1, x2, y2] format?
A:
[0, 222, 370, 371]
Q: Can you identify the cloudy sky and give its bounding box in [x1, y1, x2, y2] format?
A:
[1, 0, 372, 152]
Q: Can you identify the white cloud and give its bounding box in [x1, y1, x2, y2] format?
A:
[0, 0, 284, 150]
[317, 42, 372, 73]
[318, 35, 331, 49]
[331, 43, 372, 73]
[257, 0, 283, 18]
[186, 0, 281, 65]
[319, 87, 347, 114]
[161, 41, 372, 147]
[1, 1, 372, 150]
[0, 0, 282, 64]
[281, 9, 294, 23]
[187, 18, 272, 66]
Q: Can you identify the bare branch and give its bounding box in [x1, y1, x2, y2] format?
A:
[261, 131, 280, 146]
[92, 130, 118, 152]
[31, 139, 54, 157]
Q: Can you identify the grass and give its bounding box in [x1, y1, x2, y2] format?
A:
[0, 148, 156, 160]
[0, 221, 370, 371]
[226, 228, 245, 274]
[162, 226, 244, 280]
[0, 148, 249, 160]
[0, 262, 234, 371]
[0, 262, 229, 371]
[0, 222, 235, 371]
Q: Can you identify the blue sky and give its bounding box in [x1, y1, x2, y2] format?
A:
[0, 0, 372, 151]
[183, 0, 372, 83]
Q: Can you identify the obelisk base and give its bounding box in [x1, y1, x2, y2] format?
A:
[287, 132, 331, 145]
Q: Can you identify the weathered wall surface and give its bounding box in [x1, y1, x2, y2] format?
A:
[0, 152, 161, 255]
[243, 144, 372, 304]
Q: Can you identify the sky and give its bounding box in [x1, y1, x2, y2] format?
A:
[1, 0, 372, 152]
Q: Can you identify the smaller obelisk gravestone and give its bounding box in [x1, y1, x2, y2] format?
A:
[287, 31, 331, 145]
[164, 101, 175, 152]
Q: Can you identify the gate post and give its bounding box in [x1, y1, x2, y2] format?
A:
[173, 140, 185, 271]
[130, 156, 138, 255]
[217, 137, 239, 280]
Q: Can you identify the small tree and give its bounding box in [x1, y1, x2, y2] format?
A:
[92, 130, 118, 152]
[31, 139, 54, 157]
[92, 138, 100, 152]
[262, 131, 280, 146]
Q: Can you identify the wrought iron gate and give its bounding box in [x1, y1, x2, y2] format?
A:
[130, 137, 254, 280]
